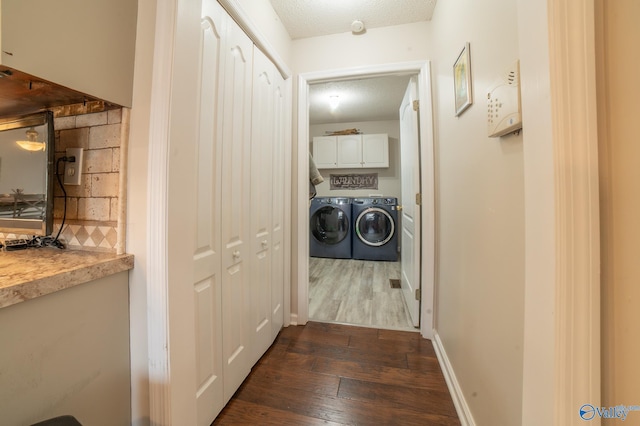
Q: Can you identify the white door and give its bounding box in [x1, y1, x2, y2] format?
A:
[194, 2, 225, 424]
[220, 15, 253, 403]
[249, 47, 274, 365]
[399, 77, 421, 327]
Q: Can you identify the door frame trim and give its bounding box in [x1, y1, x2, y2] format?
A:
[296, 61, 436, 338]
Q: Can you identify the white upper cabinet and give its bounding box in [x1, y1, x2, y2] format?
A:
[0, 0, 137, 107]
[337, 134, 362, 168]
[313, 133, 389, 169]
[361, 134, 389, 168]
[312, 135, 338, 168]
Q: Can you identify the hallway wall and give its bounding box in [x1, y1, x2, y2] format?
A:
[426, 0, 525, 424]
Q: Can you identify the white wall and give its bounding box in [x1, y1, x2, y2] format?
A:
[0, 273, 130, 426]
[310, 120, 401, 199]
[234, 0, 292, 67]
[293, 22, 430, 74]
[426, 0, 525, 424]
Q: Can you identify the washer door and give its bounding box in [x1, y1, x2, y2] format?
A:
[355, 207, 395, 247]
[310, 206, 350, 245]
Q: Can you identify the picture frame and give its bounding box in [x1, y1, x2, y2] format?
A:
[453, 42, 473, 116]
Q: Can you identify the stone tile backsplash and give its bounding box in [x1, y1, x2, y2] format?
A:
[52, 108, 122, 251]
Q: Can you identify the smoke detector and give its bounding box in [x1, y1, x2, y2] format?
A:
[351, 20, 365, 34]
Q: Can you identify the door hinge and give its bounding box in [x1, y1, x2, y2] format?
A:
[415, 288, 421, 301]
[415, 193, 422, 205]
[413, 100, 419, 111]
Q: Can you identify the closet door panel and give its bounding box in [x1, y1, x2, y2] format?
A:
[194, 2, 225, 424]
[249, 48, 274, 365]
[271, 70, 286, 339]
[219, 14, 253, 403]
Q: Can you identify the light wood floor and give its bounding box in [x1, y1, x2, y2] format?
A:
[213, 322, 460, 425]
[308, 257, 415, 331]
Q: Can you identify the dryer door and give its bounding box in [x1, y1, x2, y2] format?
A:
[310, 206, 350, 245]
[355, 207, 395, 247]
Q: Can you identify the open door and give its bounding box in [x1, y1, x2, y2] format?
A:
[399, 77, 421, 327]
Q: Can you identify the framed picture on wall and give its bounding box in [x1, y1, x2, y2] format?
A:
[453, 42, 473, 116]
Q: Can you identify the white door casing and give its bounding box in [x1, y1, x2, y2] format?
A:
[296, 61, 435, 338]
[399, 77, 421, 327]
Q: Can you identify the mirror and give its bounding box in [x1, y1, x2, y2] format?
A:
[0, 112, 54, 236]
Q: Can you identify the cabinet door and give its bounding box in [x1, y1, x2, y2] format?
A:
[220, 14, 253, 404]
[249, 47, 274, 366]
[337, 135, 363, 168]
[312, 136, 337, 168]
[194, 2, 225, 424]
[362, 134, 389, 168]
[1, 0, 136, 107]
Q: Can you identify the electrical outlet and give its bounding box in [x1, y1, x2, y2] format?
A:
[64, 148, 84, 185]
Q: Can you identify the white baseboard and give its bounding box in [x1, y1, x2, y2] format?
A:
[432, 331, 476, 426]
[289, 313, 299, 326]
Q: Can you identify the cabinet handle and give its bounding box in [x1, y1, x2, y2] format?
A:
[261, 240, 268, 248]
[232, 250, 240, 259]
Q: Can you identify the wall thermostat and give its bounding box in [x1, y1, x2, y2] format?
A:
[487, 60, 522, 137]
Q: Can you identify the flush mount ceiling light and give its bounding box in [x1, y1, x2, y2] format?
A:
[329, 95, 341, 110]
[351, 20, 365, 34]
[16, 127, 45, 152]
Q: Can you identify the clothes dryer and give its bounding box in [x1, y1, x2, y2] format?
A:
[351, 197, 399, 261]
[309, 197, 352, 259]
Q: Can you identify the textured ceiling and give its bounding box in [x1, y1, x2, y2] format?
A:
[309, 75, 412, 125]
[270, 0, 437, 40]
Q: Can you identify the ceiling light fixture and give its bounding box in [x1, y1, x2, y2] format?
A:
[351, 20, 365, 34]
[16, 128, 45, 152]
[329, 95, 340, 110]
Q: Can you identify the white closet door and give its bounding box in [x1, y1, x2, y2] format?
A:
[194, 2, 225, 424]
[219, 14, 253, 403]
[271, 67, 286, 340]
[249, 47, 274, 365]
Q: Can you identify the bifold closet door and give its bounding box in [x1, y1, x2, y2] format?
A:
[271, 70, 286, 339]
[219, 10, 253, 404]
[249, 48, 275, 365]
[194, 2, 225, 425]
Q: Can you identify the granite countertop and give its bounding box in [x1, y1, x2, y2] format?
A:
[0, 248, 134, 309]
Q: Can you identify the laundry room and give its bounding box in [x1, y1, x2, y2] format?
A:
[308, 74, 419, 331]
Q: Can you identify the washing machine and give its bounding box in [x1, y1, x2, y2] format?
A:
[309, 197, 352, 259]
[351, 197, 399, 261]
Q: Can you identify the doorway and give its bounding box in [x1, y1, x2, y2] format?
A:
[296, 61, 436, 339]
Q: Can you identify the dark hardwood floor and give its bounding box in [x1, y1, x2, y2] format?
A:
[213, 321, 460, 425]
